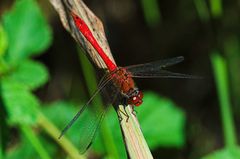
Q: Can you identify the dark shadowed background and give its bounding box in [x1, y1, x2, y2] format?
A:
[1, 0, 240, 159]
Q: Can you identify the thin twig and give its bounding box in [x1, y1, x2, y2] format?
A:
[49, 0, 153, 158]
[38, 113, 85, 159]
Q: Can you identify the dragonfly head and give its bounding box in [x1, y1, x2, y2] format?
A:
[128, 89, 143, 106]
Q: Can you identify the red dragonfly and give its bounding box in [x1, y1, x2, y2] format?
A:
[59, 12, 196, 153]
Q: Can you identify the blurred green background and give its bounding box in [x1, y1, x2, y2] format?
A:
[0, 0, 240, 159]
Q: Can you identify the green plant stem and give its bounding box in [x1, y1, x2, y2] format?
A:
[224, 36, 240, 114]
[0, 122, 3, 159]
[0, 105, 7, 159]
[37, 113, 85, 159]
[140, 0, 161, 27]
[210, 0, 222, 18]
[78, 48, 120, 159]
[194, 0, 210, 22]
[0, 24, 8, 57]
[0, 57, 9, 75]
[211, 53, 237, 148]
[20, 124, 51, 159]
[0, 145, 2, 159]
[0, 94, 4, 159]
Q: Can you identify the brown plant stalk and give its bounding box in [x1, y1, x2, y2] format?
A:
[49, 0, 153, 158]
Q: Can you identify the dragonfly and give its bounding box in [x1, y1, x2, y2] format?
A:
[59, 12, 196, 153]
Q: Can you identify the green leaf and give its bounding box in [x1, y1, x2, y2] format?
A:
[42, 101, 86, 147]
[202, 147, 240, 159]
[93, 91, 185, 156]
[92, 107, 127, 158]
[6, 136, 39, 159]
[42, 101, 77, 127]
[1, 78, 40, 125]
[43, 92, 185, 157]
[19, 125, 51, 159]
[0, 24, 9, 74]
[8, 60, 49, 90]
[2, 0, 52, 63]
[138, 92, 186, 149]
[43, 101, 126, 157]
[6, 133, 56, 159]
[0, 24, 8, 57]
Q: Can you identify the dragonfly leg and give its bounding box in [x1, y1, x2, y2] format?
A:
[118, 107, 129, 122]
[122, 97, 128, 106]
[123, 106, 130, 122]
[131, 106, 137, 117]
[117, 110, 123, 121]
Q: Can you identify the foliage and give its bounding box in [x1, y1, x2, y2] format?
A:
[1, 0, 186, 159]
[202, 147, 240, 159]
[138, 92, 185, 148]
[2, 0, 51, 64]
[201, 53, 240, 159]
[0, 0, 51, 125]
[140, 0, 161, 27]
[0, 25, 8, 57]
[1, 0, 239, 159]
[1, 0, 52, 158]
[40, 91, 186, 159]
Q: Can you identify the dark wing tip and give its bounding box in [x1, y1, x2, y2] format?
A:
[161, 56, 185, 68]
[79, 142, 93, 154]
[177, 56, 184, 62]
[190, 75, 204, 79]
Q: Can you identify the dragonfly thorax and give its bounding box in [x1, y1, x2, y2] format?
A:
[111, 68, 143, 106]
[112, 68, 135, 94]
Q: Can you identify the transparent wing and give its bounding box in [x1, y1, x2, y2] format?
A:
[129, 70, 199, 79]
[125, 56, 199, 79]
[59, 73, 120, 153]
[78, 104, 106, 153]
[125, 56, 184, 72]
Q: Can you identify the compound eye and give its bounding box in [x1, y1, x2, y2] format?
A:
[135, 97, 143, 106]
[132, 96, 137, 101]
[128, 96, 137, 105]
[132, 95, 143, 106]
[128, 94, 143, 106]
[138, 91, 143, 99]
